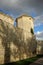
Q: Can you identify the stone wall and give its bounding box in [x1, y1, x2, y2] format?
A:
[0, 12, 14, 25]
[0, 19, 37, 64]
[37, 40, 43, 54]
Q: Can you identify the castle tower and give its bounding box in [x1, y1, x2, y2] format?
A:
[15, 15, 34, 41]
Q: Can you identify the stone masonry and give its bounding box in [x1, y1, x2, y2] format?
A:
[0, 13, 37, 64]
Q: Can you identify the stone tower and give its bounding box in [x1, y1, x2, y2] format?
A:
[16, 15, 34, 41]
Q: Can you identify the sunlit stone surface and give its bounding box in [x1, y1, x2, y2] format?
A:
[0, 13, 37, 64]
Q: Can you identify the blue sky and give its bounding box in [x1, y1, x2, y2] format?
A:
[0, 0, 43, 40]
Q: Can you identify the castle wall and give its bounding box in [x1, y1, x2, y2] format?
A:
[37, 41, 43, 54]
[0, 19, 37, 64]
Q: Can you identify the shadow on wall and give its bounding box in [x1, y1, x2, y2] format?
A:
[0, 19, 37, 64]
[40, 44, 43, 54]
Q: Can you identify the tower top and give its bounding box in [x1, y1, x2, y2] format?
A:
[0, 12, 14, 25]
[15, 14, 34, 22]
[0, 12, 14, 20]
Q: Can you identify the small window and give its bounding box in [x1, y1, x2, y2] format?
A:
[31, 28, 34, 34]
[29, 17, 31, 20]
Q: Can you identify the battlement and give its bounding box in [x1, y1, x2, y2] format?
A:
[0, 12, 14, 25]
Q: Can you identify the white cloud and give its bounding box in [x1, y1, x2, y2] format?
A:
[35, 31, 43, 40]
[37, 31, 41, 35]
[34, 23, 41, 27]
[34, 15, 43, 27]
[35, 31, 42, 35]
[0, 0, 21, 8]
[34, 15, 43, 22]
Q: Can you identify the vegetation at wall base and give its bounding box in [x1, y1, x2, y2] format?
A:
[1, 54, 43, 65]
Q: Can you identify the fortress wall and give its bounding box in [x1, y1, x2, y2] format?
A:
[0, 19, 37, 64]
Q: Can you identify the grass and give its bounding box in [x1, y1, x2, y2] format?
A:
[1, 55, 43, 65]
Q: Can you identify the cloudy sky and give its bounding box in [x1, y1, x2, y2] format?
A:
[0, 0, 43, 40]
